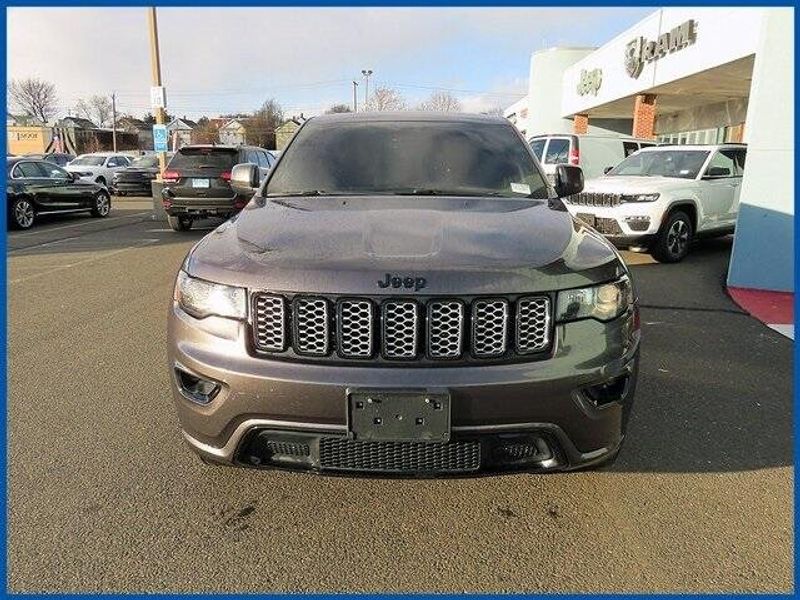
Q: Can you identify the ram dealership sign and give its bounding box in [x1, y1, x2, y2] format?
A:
[624, 19, 697, 78]
[577, 68, 603, 96]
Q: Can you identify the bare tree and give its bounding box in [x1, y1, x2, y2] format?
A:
[9, 77, 58, 122]
[364, 87, 407, 112]
[482, 105, 505, 117]
[325, 103, 352, 114]
[191, 118, 219, 144]
[73, 95, 112, 127]
[247, 99, 285, 149]
[417, 91, 462, 113]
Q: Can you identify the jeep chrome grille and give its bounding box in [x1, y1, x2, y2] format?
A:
[252, 293, 551, 363]
[293, 297, 330, 355]
[568, 192, 622, 207]
[383, 300, 419, 358]
[254, 295, 286, 352]
[472, 299, 509, 357]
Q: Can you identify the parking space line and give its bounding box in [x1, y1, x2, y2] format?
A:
[8, 211, 151, 237]
[9, 239, 158, 284]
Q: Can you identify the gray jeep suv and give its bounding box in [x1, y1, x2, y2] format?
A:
[168, 113, 640, 475]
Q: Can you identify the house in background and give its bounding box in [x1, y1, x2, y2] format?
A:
[166, 117, 197, 150]
[218, 118, 248, 145]
[7, 114, 46, 128]
[117, 116, 153, 150]
[275, 116, 306, 151]
[56, 116, 98, 130]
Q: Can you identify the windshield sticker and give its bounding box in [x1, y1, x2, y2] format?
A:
[510, 182, 530, 195]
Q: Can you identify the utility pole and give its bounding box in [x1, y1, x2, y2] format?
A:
[111, 91, 117, 152]
[352, 80, 358, 112]
[147, 7, 166, 175]
[361, 69, 373, 109]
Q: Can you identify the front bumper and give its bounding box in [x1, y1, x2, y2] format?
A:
[112, 180, 152, 195]
[168, 303, 640, 474]
[567, 203, 664, 245]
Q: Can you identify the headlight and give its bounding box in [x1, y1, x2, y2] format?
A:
[621, 193, 659, 203]
[556, 275, 634, 322]
[174, 270, 247, 319]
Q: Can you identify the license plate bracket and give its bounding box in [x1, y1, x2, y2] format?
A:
[347, 389, 451, 443]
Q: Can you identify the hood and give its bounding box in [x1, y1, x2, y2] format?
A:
[583, 175, 696, 193]
[186, 196, 625, 295]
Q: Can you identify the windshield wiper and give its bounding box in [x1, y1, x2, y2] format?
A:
[379, 188, 511, 197]
[267, 190, 344, 197]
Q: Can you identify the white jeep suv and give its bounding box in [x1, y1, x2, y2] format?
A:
[65, 152, 135, 188]
[564, 144, 746, 262]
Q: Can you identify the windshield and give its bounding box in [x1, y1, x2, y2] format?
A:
[131, 156, 159, 168]
[71, 155, 106, 166]
[607, 149, 710, 179]
[267, 120, 548, 199]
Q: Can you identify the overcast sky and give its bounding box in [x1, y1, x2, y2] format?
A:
[8, 7, 651, 120]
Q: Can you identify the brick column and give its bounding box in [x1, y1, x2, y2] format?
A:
[573, 114, 589, 134]
[632, 94, 657, 139]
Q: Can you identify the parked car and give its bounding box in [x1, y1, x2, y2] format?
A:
[564, 144, 746, 262]
[161, 144, 275, 231]
[64, 152, 135, 188]
[529, 134, 657, 182]
[7, 157, 111, 229]
[111, 153, 172, 196]
[25, 152, 76, 167]
[167, 112, 640, 475]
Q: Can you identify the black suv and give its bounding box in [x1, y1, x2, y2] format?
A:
[167, 113, 641, 476]
[161, 145, 275, 231]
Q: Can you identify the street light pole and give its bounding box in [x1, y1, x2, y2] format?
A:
[361, 69, 373, 109]
[147, 7, 166, 175]
[352, 80, 358, 112]
[111, 91, 117, 152]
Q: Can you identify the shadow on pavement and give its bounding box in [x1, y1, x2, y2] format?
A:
[613, 236, 793, 473]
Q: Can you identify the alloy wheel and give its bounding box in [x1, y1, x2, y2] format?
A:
[14, 200, 34, 228]
[96, 193, 110, 216]
[667, 219, 689, 257]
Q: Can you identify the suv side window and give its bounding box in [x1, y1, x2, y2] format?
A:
[41, 163, 71, 179]
[261, 151, 273, 168]
[544, 138, 570, 164]
[704, 150, 738, 178]
[107, 156, 124, 167]
[13, 161, 47, 178]
[622, 141, 639, 157]
[734, 149, 746, 174]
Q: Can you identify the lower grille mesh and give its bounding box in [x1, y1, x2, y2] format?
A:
[319, 438, 481, 473]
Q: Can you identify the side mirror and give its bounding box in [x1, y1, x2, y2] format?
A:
[230, 162, 260, 196]
[554, 164, 584, 198]
[704, 166, 731, 178]
[603, 166, 614, 175]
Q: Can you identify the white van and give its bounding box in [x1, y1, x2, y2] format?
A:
[529, 134, 657, 182]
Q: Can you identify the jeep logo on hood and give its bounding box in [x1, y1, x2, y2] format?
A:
[378, 273, 427, 291]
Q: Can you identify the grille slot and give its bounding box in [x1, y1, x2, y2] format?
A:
[337, 299, 374, 358]
[293, 297, 330, 355]
[428, 300, 464, 359]
[569, 192, 622, 207]
[516, 297, 551, 353]
[253, 294, 286, 351]
[382, 300, 419, 358]
[472, 299, 509, 357]
[319, 437, 481, 473]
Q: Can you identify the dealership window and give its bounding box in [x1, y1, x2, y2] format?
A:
[544, 138, 570, 164]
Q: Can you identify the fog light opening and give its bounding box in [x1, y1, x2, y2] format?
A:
[624, 216, 651, 232]
[490, 434, 553, 467]
[584, 374, 629, 407]
[175, 366, 221, 404]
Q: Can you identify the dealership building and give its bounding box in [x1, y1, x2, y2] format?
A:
[507, 7, 793, 328]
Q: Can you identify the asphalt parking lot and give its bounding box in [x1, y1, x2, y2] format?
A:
[7, 197, 793, 593]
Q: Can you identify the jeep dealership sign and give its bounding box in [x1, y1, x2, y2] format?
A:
[624, 19, 697, 78]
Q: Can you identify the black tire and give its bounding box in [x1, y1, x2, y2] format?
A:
[651, 210, 693, 263]
[91, 191, 111, 218]
[9, 196, 35, 230]
[168, 215, 193, 232]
